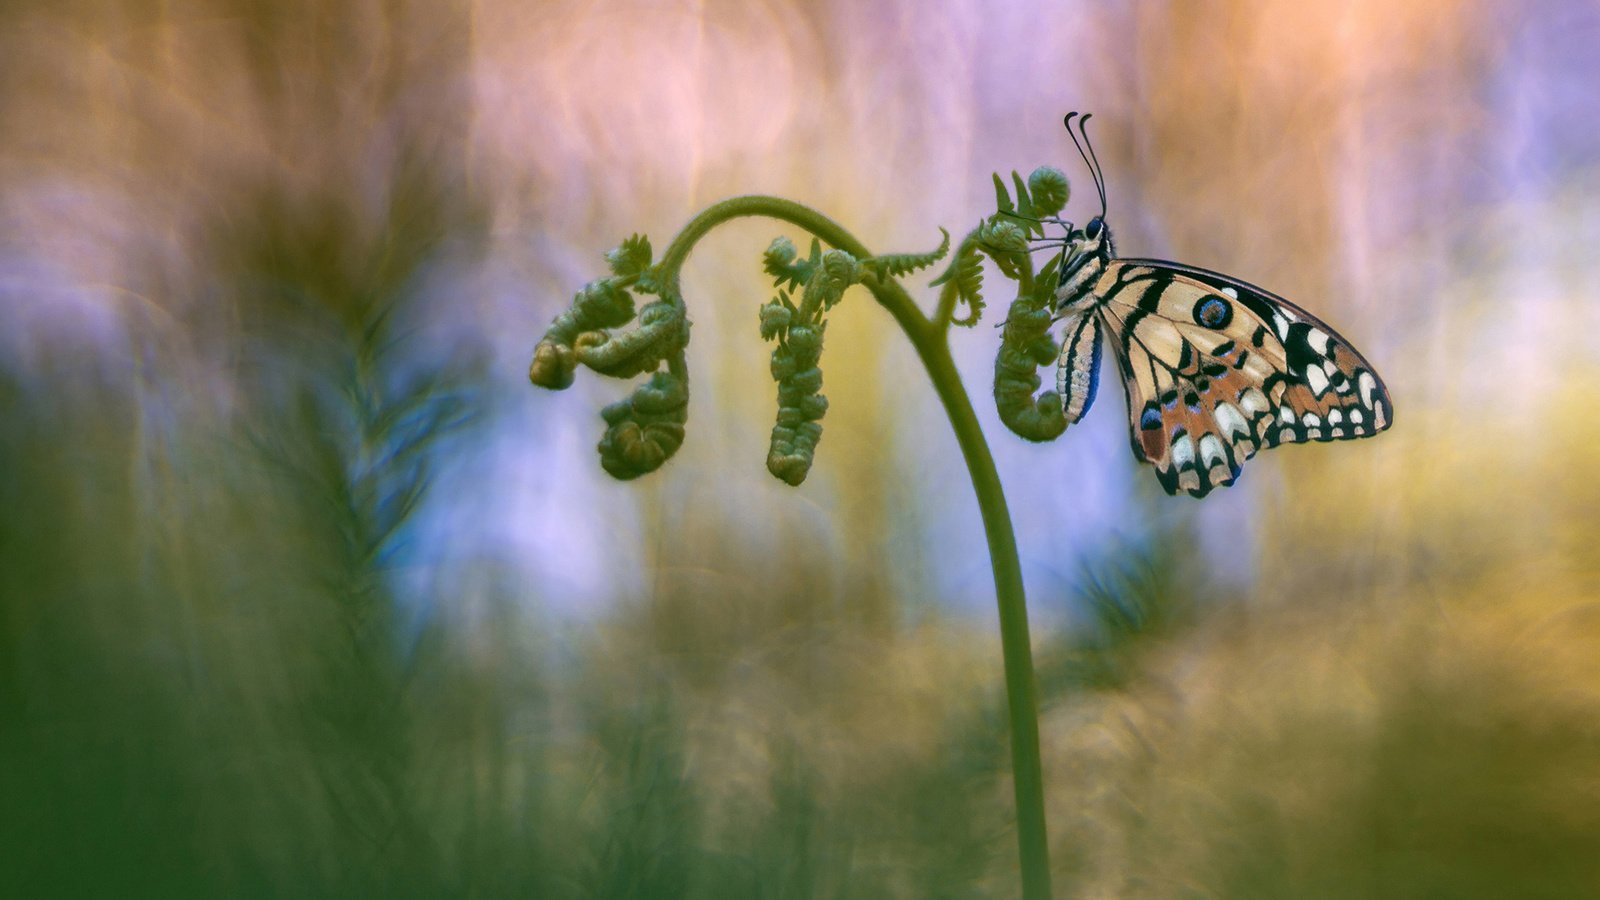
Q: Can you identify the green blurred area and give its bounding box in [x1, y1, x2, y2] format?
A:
[4, 1, 1600, 898]
[8, 354, 1600, 898]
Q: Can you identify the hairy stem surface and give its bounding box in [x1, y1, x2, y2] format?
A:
[658, 195, 1052, 899]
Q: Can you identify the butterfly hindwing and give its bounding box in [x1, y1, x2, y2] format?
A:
[1141, 260, 1395, 445]
[1092, 259, 1392, 497]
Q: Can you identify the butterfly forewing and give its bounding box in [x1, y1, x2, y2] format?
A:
[1090, 259, 1392, 497]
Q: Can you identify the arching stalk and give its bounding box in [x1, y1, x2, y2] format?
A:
[533, 181, 1074, 898]
[659, 197, 1050, 897]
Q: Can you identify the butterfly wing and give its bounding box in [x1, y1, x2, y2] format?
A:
[1093, 258, 1393, 497]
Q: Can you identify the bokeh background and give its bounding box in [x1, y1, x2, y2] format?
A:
[4, 0, 1599, 897]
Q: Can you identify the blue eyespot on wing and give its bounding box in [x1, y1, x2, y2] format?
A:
[1055, 310, 1102, 425]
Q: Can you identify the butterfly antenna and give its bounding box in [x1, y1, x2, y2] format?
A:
[1078, 113, 1108, 219]
[999, 209, 1074, 229]
[1063, 112, 1093, 199]
[992, 308, 1069, 329]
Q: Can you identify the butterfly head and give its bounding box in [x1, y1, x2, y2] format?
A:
[1081, 215, 1113, 256]
[1055, 213, 1115, 302]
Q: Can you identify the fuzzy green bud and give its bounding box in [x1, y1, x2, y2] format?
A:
[980, 220, 1029, 255]
[1027, 167, 1070, 217]
[759, 297, 793, 341]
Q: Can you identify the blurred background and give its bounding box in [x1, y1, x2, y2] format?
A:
[3, 0, 1599, 896]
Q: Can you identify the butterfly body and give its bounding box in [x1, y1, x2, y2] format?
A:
[1051, 214, 1393, 497]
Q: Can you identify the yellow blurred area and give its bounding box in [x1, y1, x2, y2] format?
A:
[2, 0, 1598, 896]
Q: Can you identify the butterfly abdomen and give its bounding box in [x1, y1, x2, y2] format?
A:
[1052, 230, 1117, 427]
[1055, 311, 1103, 423]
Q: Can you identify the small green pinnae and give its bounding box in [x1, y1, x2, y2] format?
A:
[859, 227, 950, 281]
[604, 233, 654, 278]
[930, 238, 987, 327]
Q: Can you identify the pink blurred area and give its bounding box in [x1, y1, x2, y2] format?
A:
[1, 0, 1596, 620]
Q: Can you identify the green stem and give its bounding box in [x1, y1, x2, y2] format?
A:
[658, 196, 1053, 899]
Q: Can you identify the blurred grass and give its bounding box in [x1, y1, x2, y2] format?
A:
[4, 0, 1600, 897]
[9, 354, 1600, 896]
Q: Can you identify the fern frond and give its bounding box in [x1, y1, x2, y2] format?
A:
[861, 228, 950, 280]
[932, 239, 986, 327]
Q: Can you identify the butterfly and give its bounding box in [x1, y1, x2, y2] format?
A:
[1044, 113, 1392, 498]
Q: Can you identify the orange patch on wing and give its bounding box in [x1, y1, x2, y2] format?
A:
[1140, 426, 1166, 460]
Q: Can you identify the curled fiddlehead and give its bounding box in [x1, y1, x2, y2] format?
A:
[986, 166, 1077, 442]
[529, 234, 691, 478]
[531, 223, 950, 486]
[759, 238, 849, 485]
[756, 232, 950, 485]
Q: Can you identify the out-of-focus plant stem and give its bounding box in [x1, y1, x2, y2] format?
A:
[657, 195, 1052, 900]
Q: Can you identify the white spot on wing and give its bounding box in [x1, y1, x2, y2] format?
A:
[1199, 434, 1226, 468]
[1171, 434, 1196, 470]
[1221, 287, 1238, 299]
[1305, 365, 1330, 397]
[1307, 329, 1331, 355]
[1358, 371, 1377, 407]
[1240, 388, 1270, 416]
[1215, 402, 1248, 438]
